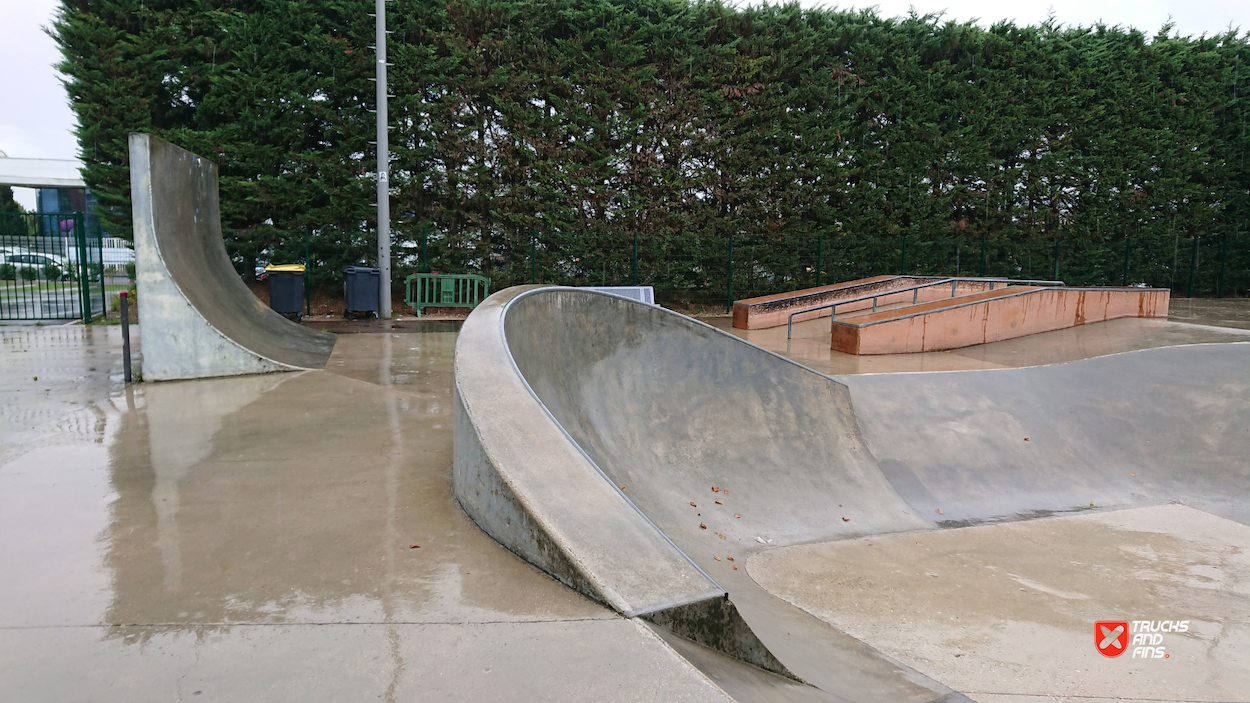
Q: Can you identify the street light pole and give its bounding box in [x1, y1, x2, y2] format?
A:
[375, 0, 392, 318]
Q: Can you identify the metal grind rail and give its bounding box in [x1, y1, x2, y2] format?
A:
[786, 277, 1065, 340]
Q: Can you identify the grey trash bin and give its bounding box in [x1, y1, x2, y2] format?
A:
[343, 266, 380, 319]
[265, 264, 305, 320]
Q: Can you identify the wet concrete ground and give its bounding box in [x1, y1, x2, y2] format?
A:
[0, 326, 732, 702]
[750, 504, 1250, 702]
[3, 300, 1248, 702]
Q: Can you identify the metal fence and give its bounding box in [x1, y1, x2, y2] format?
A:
[0, 212, 107, 322]
[397, 227, 1249, 311]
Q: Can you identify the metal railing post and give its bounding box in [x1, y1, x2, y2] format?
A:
[74, 212, 90, 324]
[120, 291, 133, 382]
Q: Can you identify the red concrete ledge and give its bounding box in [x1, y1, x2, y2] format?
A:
[831, 286, 1170, 355]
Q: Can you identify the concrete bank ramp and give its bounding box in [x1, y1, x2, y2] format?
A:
[838, 342, 1250, 527]
[453, 286, 966, 701]
[129, 133, 334, 380]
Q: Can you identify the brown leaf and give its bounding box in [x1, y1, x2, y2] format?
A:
[620, 486, 626, 491]
[841, 517, 850, 522]
[711, 486, 719, 492]
[734, 513, 741, 518]
[714, 555, 721, 561]
[715, 500, 723, 505]
[409, 544, 420, 549]
[726, 555, 734, 561]
[733, 565, 738, 570]
[722, 489, 729, 495]
[1130, 473, 1136, 476]
[935, 509, 944, 515]
[700, 523, 707, 529]
[1023, 437, 1030, 441]
[689, 502, 697, 507]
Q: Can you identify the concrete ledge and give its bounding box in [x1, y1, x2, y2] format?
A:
[452, 286, 794, 677]
[831, 286, 1170, 354]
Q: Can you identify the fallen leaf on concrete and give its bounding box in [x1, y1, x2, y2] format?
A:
[690, 502, 697, 507]
[726, 555, 734, 561]
[734, 513, 741, 518]
[1130, 473, 1136, 476]
[715, 500, 723, 505]
[723, 490, 729, 495]
[714, 555, 721, 561]
[733, 565, 739, 570]
[1090, 502, 1095, 507]
[700, 523, 707, 529]
[1024, 437, 1030, 441]
[935, 509, 944, 515]
[620, 486, 626, 491]
[755, 536, 767, 544]
[409, 544, 420, 549]
[841, 517, 850, 522]
[712, 486, 720, 492]
[719, 534, 726, 539]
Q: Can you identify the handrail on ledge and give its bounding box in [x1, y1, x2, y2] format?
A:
[786, 276, 1066, 340]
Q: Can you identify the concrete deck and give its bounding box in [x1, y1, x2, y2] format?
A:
[4, 294, 1248, 702]
[0, 325, 741, 702]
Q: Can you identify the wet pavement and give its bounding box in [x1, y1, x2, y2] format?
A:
[3, 302, 1248, 702]
[0, 326, 732, 702]
[750, 504, 1250, 702]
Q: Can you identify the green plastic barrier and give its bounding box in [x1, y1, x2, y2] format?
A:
[405, 273, 490, 317]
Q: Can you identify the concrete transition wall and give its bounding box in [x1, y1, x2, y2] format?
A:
[453, 286, 931, 678]
[453, 285, 1250, 690]
[130, 133, 334, 380]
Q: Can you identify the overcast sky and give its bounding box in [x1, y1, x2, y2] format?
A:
[1, 0, 1245, 208]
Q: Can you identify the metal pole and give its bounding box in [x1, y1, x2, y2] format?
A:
[726, 231, 734, 313]
[304, 228, 311, 317]
[632, 231, 638, 285]
[375, 0, 392, 318]
[1188, 236, 1199, 297]
[1122, 237, 1131, 286]
[120, 291, 132, 383]
[816, 233, 823, 287]
[75, 213, 89, 324]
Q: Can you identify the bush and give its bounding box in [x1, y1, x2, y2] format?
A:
[124, 261, 135, 281]
[0, 263, 14, 280]
[42, 264, 63, 280]
[19, 266, 37, 282]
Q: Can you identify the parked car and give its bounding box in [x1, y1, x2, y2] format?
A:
[0, 251, 70, 280]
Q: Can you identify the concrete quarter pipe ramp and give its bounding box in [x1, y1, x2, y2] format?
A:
[129, 133, 334, 380]
[454, 286, 1250, 702]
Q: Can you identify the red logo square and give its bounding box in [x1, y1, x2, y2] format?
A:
[1096, 621, 1129, 657]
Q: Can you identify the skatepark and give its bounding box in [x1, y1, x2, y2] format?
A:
[1, 137, 1248, 702]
